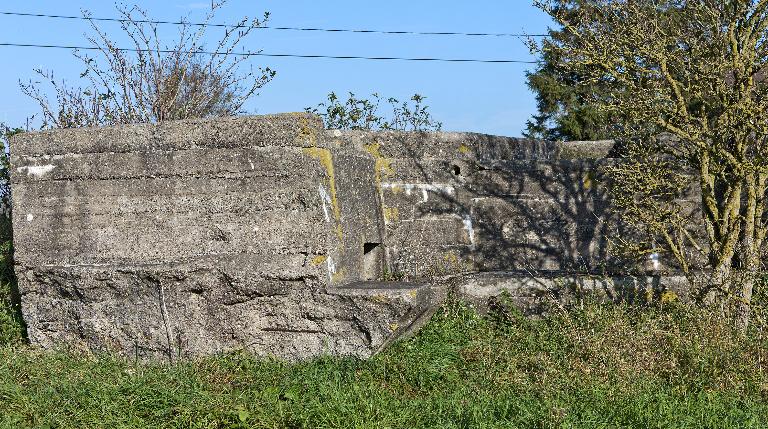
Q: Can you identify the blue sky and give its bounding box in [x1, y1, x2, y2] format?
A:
[0, 1, 552, 136]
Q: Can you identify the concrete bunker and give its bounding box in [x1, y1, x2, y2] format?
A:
[9, 113, 684, 360]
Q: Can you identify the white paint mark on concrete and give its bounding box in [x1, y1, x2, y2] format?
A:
[649, 253, 661, 271]
[380, 183, 456, 203]
[42, 262, 113, 268]
[418, 184, 455, 202]
[318, 185, 332, 222]
[52, 154, 82, 160]
[332, 130, 342, 137]
[326, 256, 336, 282]
[25, 213, 33, 222]
[18, 164, 56, 178]
[462, 215, 475, 249]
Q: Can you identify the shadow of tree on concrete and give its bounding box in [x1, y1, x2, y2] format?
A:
[365, 131, 681, 310]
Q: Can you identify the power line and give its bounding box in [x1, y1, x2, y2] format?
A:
[0, 11, 549, 38]
[0, 42, 540, 64]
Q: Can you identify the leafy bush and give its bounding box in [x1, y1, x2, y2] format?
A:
[307, 92, 442, 131]
[0, 126, 24, 345]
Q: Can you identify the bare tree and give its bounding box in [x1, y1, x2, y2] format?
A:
[21, 2, 275, 128]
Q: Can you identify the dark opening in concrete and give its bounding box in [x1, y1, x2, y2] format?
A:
[363, 242, 383, 280]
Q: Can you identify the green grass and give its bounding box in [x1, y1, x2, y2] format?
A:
[0, 300, 767, 428]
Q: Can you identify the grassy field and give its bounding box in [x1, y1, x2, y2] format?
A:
[0, 298, 767, 429]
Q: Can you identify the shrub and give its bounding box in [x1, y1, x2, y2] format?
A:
[0, 126, 24, 345]
[20, 2, 275, 128]
[307, 92, 442, 131]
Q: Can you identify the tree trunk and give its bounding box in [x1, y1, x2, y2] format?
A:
[704, 257, 733, 306]
[734, 171, 764, 332]
[734, 241, 761, 332]
[734, 275, 754, 332]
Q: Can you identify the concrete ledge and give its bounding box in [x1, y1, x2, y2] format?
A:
[10, 113, 325, 157]
[559, 140, 616, 159]
[334, 130, 617, 161]
[452, 272, 690, 315]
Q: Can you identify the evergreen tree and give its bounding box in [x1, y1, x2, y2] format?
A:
[525, 0, 616, 141]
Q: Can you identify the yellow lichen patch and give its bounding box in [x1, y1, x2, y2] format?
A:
[334, 224, 344, 241]
[331, 268, 346, 283]
[388, 184, 403, 194]
[661, 290, 678, 304]
[583, 171, 595, 190]
[407, 290, 418, 299]
[443, 253, 459, 264]
[442, 252, 474, 274]
[294, 113, 319, 147]
[303, 147, 343, 240]
[389, 323, 399, 332]
[458, 144, 471, 154]
[370, 294, 389, 303]
[383, 206, 400, 223]
[289, 111, 312, 117]
[311, 255, 327, 266]
[364, 143, 394, 186]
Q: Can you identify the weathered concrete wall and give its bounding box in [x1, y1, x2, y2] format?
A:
[334, 130, 624, 278]
[10, 114, 441, 360]
[10, 113, 668, 360]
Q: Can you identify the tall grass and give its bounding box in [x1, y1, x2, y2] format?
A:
[0, 298, 766, 428]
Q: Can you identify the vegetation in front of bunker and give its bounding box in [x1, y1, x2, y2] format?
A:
[1, 296, 767, 428]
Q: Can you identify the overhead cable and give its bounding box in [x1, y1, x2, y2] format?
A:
[0, 42, 540, 64]
[0, 11, 549, 38]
